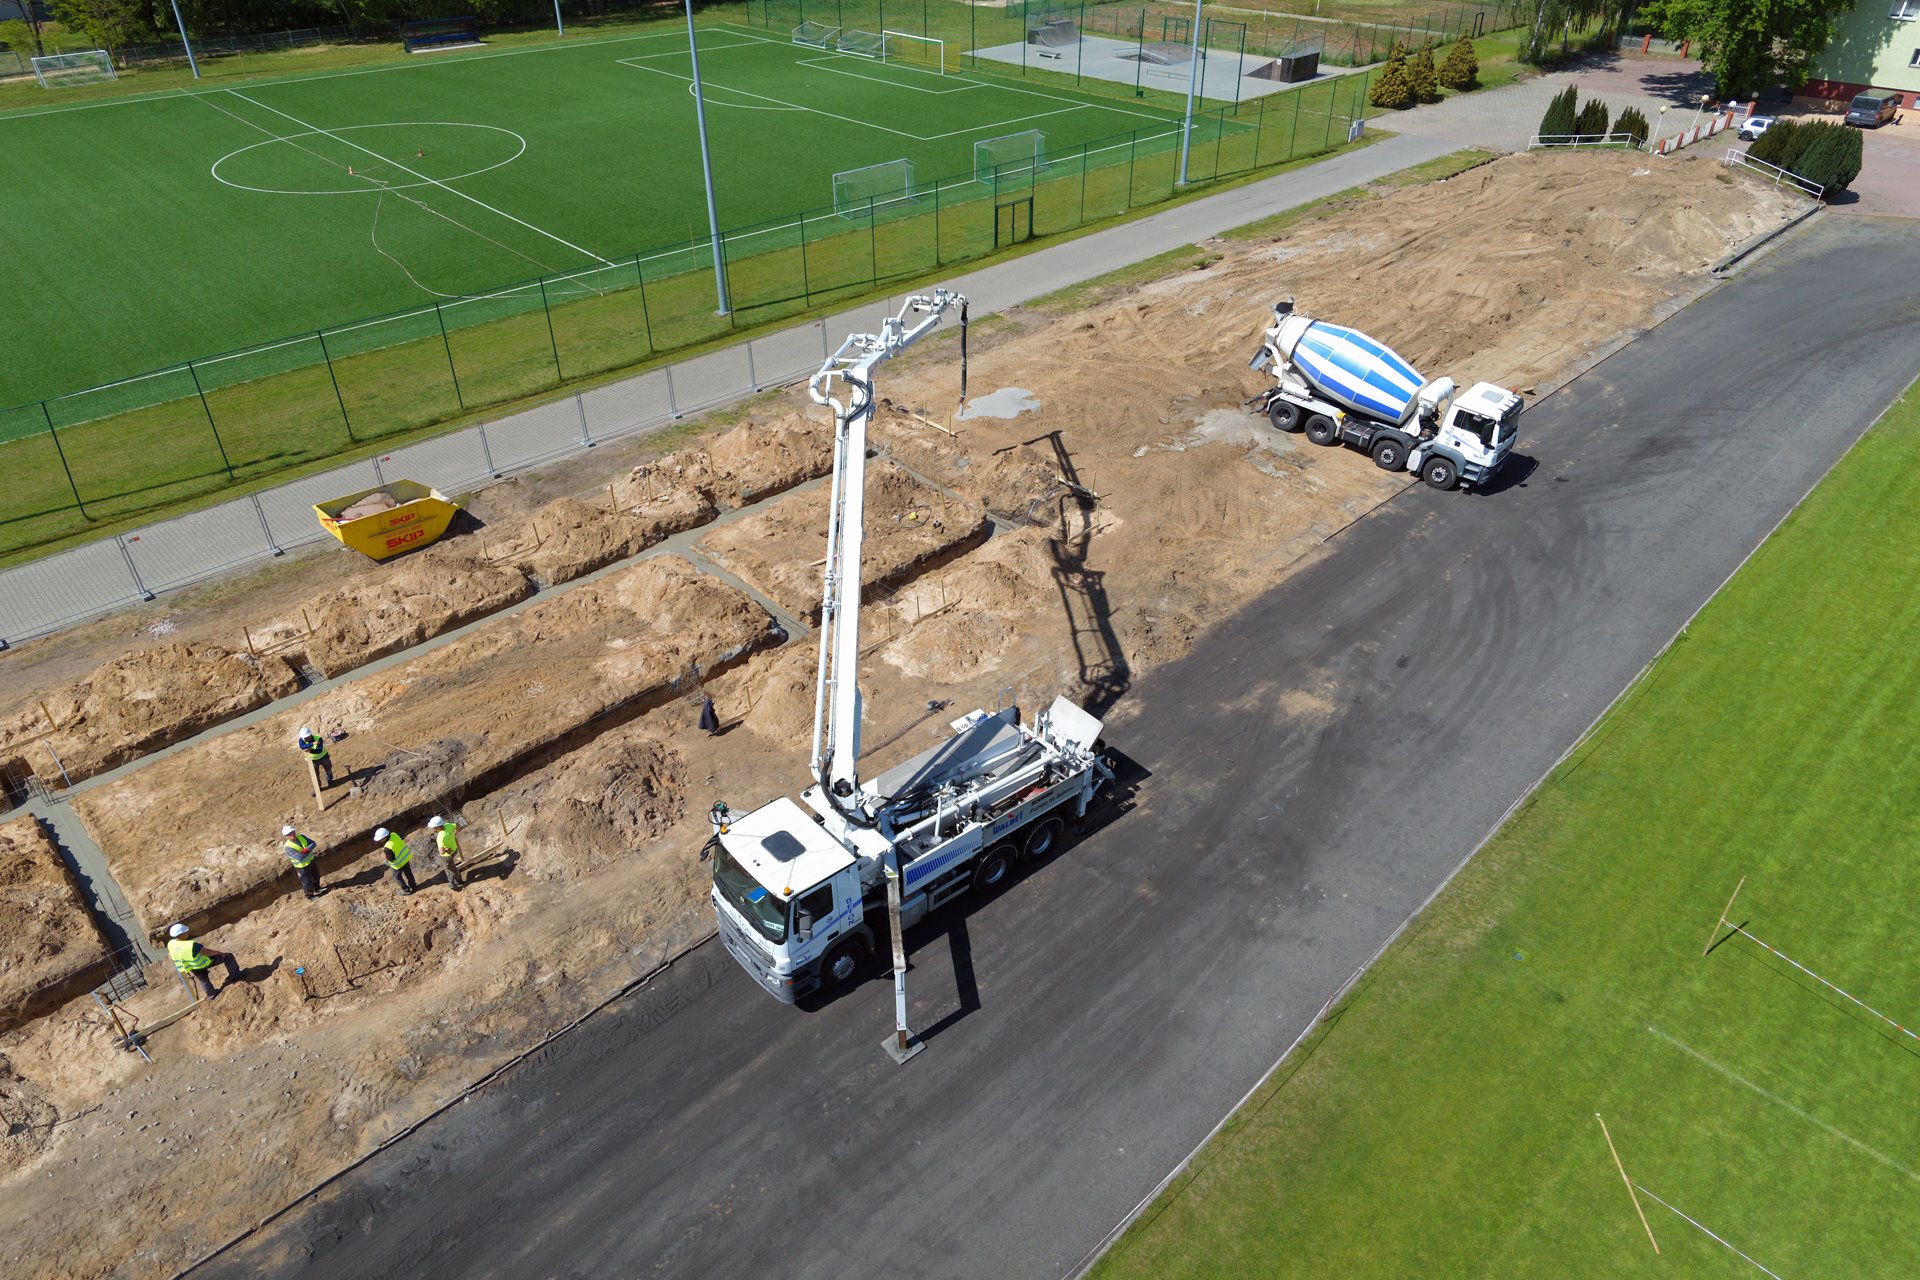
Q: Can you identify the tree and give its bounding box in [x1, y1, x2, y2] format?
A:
[1811, 124, 1864, 193]
[1746, 118, 1796, 165]
[1574, 99, 1611, 138]
[1634, 0, 1854, 97]
[0, 17, 39, 58]
[1369, 44, 1413, 110]
[1538, 84, 1579, 137]
[1408, 39, 1441, 104]
[1778, 119, 1833, 173]
[1615, 106, 1650, 146]
[1438, 36, 1478, 91]
[50, 0, 154, 51]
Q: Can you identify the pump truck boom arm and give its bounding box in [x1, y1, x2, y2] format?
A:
[807, 288, 966, 819]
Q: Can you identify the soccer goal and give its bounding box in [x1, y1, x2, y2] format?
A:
[975, 130, 1049, 184]
[836, 28, 886, 59]
[833, 158, 917, 220]
[793, 20, 841, 49]
[881, 31, 945, 73]
[31, 50, 115, 88]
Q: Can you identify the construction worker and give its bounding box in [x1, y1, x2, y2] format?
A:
[167, 923, 240, 1001]
[281, 824, 323, 899]
[297, 725, 335, 788]
[427, 815, 464, 890]
[375, 826, 416, 895]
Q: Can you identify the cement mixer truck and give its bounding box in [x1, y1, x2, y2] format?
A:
[1247, 300, 1521, 490]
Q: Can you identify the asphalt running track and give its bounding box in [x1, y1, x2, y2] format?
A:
[193, 216, 1920, 1279]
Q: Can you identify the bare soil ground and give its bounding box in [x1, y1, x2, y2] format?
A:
[0, 151, 1803, 1280]
[0, 816, 110, 1033]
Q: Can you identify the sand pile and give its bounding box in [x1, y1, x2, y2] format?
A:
[493, 727, 687, 881]
[876, 528, 1068, 684]
[0, 643, 300, 787]
[698, 460, 991, 623]
[655, 411, 836, 508]
[874, 412, 1063, 522]
[73, 557, 774, 934]
[506, 490, 717, 585]
[0, 816, 111, 1031]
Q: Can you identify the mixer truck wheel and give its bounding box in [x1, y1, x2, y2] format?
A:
[1371, 437, 1407, 471]
[1304, 415, 1339, 446]
[973, 846, 1016, 894]
[1266, 400, 1302, 432]
[822, 938, 870, 989]
[1421, 457, 1459, 490]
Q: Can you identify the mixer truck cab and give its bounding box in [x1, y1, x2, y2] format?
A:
[1248, 299, 1521, 490]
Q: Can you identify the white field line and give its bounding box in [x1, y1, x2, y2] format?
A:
[222, 88, 617, 269]
[794, 53, 980, 96]
[1647, 1025, 1920, 1185]
[1632, 1184, 1790, 1279]
[0, 26, 696, 124]
[615, 35, 767, 61]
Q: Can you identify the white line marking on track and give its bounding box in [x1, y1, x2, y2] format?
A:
[1648, 1024, 1920, 1185]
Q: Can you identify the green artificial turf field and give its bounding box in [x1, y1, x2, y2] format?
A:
[1090, 380, 1920, 1279]
[0, 19, 1198, 407]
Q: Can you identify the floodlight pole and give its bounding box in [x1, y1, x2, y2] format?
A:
[167, 0, 200, 78]
[1175, 0, 1203, 184]
[684, 0, 730, 315]
[553, 0, 564, 37]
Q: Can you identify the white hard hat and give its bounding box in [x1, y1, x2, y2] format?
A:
[427, 816, 444, 829]
[374, 827, 390, 841]
[282, 824, 296, 837]
[168, 923, 189, 939]
[299, 726, 313, 738]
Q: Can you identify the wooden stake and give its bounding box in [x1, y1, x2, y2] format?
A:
[608, 483, 618, 513]
[302, 608, 315, 636]
[243, 625, 257, 657]
[530, 519, 543, 549]
[100, 998, 134, 1045]
[497, 813, 509, 845]
[1703, 874, 1746, 957]
[1596, 1113, 1659, 1254]
[308, 758, 327, 813]
[38, 701, 58, 733]
[331, 941, 356, 989]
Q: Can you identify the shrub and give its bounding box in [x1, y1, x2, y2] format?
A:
[1438, 36, 1478, 91]
[1408, 40, 1441, 104]
[1778, 119, 1834, 174]
[1574, 99, 1611, 138]
[1538, 84, 1579, 138]
[1369, 44, 1413, 110]
[1796, 123, 1864, 195]
[1615, 106, 1650, 146]
[1746, 118, 1797, 165]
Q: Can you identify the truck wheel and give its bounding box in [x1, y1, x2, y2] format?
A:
[1266, 400, 1302, 432]
[1021, 818, 1063, 862]
[972, 845, 1016, 894]
[822, 938, 869, 989]
[1304, 415, 1339, 446]
[1371, 437, 1406, 471]
[1421, 456, 1459, 490]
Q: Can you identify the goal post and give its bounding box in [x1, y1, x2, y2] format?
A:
[833, 158, 918, 220]
[31, 50, 116, 88]
[793, 20, 841, 49]
[881, 31, 946, 74]
[975, 130, 1049, 185]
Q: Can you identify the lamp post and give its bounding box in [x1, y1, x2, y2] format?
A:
[167, 0, 199, 78]
[684, 0, 730, 315]
[1175, 0, 1204, 184]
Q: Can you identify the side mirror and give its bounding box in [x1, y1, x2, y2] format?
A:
[794, 908, 815, 940]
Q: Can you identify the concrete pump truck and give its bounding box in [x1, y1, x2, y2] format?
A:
[704, 290, 1115, 1010]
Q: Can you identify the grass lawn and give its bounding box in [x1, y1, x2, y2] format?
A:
[1090, 377, 1920, 1279]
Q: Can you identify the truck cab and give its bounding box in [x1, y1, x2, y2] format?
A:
[1404, 380, 1522, 489]
[711, 795, 872, 1001]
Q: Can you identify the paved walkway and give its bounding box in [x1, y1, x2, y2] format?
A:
[0, 130, 1453, 648]
[1382, 54, 1716, 151]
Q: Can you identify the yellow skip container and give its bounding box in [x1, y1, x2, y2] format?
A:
[315, 481, 460, 560]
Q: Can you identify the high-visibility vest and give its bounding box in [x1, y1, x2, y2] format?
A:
[435, 827, 458, 857]
[284, 834, 317, 867]
[383, 832, 412, 869]
[168, 937, 212, 973]
[299, 734, 328, 762]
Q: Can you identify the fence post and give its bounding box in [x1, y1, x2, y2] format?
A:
[799, 211, 813, 299]
[372, 453, 385, 485]
[251, 493, 283, 556]
[1288, 84, 1301, 157]
[117, 537, 154, 601]
[666, 365, 681, 419]
[40, 403, 87, 520]
[868, 196, 878, 283]
[1079, 141, 1088, 222]
[634, 254, 655, 355]
[822, 319, 831, 358]
[537, 277, 565, 384]
[576, 393, 593, 448]
[434, 301, 465, 410]
[477, 420, 500, 478]
[315, 329, 356, 443]
[747, 340, 759, 392]
[184, 360, 236, 480]
[1127, 130, 1138, 206]
[933, 181, 942, 266]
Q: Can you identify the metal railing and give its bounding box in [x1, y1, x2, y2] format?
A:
[1722, 149, 1825, 200]
[1528, 132, 1646, 150]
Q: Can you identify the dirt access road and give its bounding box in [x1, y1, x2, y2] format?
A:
[188, 222, 1920, 1277]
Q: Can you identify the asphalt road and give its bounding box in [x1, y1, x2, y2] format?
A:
[196, 216, 1920, 1280]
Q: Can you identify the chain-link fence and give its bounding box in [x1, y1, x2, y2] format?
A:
[0, 63, 1372, 566]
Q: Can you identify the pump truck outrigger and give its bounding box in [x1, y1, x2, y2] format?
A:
[1246, 299, 1522, 491]
[703, 290, 1116, 1004]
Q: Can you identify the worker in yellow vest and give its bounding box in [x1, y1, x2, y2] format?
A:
[427, 815, 464, 891]
[374, 826, 416, 895]
[296, 725, 335, 788]
[281, 824, 324, 899]
[167, 923, 240, 1001]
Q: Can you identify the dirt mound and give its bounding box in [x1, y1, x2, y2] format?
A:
[877, 528, 1065, 684]
[503, 730, 686, 880]
[273, 548, 532, 678]
[689, 412, 835, 507]
[873, 412, 1063, 522]
[508, 490, 718, 585]
[0, 817, 111, 1032]
[698, 460, 991, 624]
[0, 643, 300, 787]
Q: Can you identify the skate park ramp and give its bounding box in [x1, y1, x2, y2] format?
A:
[970, 33, 1337, 101]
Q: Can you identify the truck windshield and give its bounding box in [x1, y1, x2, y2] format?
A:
[1455, 409, 1501, 447]
[712, 844, 787, 944]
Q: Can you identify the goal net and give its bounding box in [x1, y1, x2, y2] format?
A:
[881, 31, 945, 74]
[836, 28, 886, 59]
[792, 20, 841, 49]
[31, 50, 115, 88]
[833, 158, 917, 220]
[975, 130, 1049, 184]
